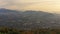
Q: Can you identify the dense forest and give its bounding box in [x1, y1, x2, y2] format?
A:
[0, 8, 60, 34]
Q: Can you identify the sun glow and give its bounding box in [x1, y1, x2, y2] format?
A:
[0, 0, 60, 12]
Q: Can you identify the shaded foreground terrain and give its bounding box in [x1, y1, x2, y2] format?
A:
[0, 8, 60, 34]
[0, 27, 60, 34]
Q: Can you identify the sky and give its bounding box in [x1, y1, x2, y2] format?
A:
[0, 0, 60, 13]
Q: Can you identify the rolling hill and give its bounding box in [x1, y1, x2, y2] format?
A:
[0, 8, 60, 30]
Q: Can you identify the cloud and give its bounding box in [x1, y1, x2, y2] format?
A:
[0, 0, 7, 7]
[0, 0, 41, 10]
[0, 0, 60, 12]
[0, 0, 33, 9]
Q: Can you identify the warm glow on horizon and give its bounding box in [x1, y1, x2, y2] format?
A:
[0, 0, 60, 12]
[21, 0, 60, 11]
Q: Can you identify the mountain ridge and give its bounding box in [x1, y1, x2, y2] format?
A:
[0, 8, 60, 30]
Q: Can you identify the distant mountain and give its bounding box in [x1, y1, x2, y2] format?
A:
[0, 8, 60, 30]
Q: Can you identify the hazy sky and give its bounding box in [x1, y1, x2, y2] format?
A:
[0, 0, 60, 12]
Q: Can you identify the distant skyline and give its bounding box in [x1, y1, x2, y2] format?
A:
[0, 0, 60, 12]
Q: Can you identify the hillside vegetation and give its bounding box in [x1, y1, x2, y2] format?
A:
[0, 8, 60, 34]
